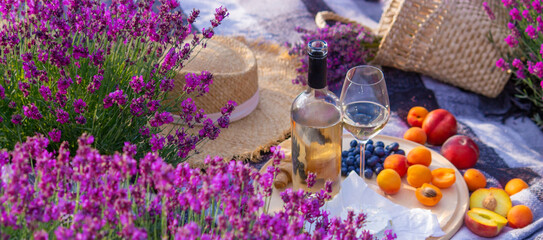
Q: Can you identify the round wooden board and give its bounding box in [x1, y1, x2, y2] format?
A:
[268, 135, 469, 240]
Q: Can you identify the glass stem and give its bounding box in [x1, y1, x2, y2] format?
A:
[359, 140, 366, 178]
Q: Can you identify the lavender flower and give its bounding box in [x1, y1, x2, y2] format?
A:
[130, 75, 145, 93]
[23, 103, 43, 120]
[11, 114, 22, 125]
[526, 25, 538, 39]
[150, 134, 166, 152]
[48, 129, 61, 142]
[510, 8, 522, 21]
[483, 2, 496, 20]
[0, 84, 4, 99]
[39, 85, 52, 101]
[73, 99, 87, 114]
[56, 109, 70, 124]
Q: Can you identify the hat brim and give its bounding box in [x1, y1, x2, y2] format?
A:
[165, 37, 303, 168]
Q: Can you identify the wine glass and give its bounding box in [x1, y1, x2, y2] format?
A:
[339, 65, 390, 179]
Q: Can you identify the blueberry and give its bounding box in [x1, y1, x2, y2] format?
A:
[365, 144, 374, 153]
[374, 147, 385, 157]
[373, 162, 383, 170]
[366, 139, 374, 145]
[350, 140, 358, 148]
[347, 151, 355, 157]
[354, 154, 360, 161]
[364, 150, 372, 158]
[345, 156, 355, 166]
[355, 168, 360, 175]
[341, 161, 347, 168]
[384, 149, 391, 156]
[341, 167, 347, 176]
[367, 155, 380, 167]
[389, 142, 400, 151]
[364, 169, 373, 179]
[347, 166, 355, 173]
[376, 141, 385, 148]
[395, 149, 406, 156]
[374, 166, 384, 175]
[354, 158, 361, 168]
[379, 157, 387, 163]
[342, 150, 349, 158]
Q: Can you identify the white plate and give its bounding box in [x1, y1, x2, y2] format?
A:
[268, 134, 469, 240]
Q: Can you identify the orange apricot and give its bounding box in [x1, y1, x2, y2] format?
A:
[505, 178, 529, 196]
[377, 169, 402, 195]
[407, 146, 432, 166]
[463, 168, 487, 192]
[407, 164, 433, 188]
[507, 205, 533, 228]
[383, 154, 409, 177]
[416, 183, 442, 206]
[407, 106, 429, 128]
[403, 127, 427, 145]
[431, 168, 456, 189]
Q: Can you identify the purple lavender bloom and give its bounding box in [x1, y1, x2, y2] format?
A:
[516, 69, 527, 79]
[73, 99, 87, 113]
[160, 78, 174, 92]
[130, 97, 145, 116]
[147, 100, 161, 113]
[534, 0, 542, 13]
[56, 109, 70, 124]
[139, 126, 150, 137]
[21, 53, 33, 62]
[199, 118, 220, 140]
[0, 116, 3, 123]
[526, 25, 538, 39]
[33, 230, 48, 240]
[183, 71, 213, 96]
[130, 75, 145, 93]
[505, 35, 518, 48]
[87, 75, 103, 93]
[91, 49, 104, 66]
[72, 45, 89, 60]
[57, 77, 73, 94]
[54, 227, 74, 240]
[11, 114, 22, 125]
[18, 81, 30, 97]
[0, 84, 5, 99]
[38, 85, 52, 101]
[55, 92, 68, 108]
[510, 8, 521, 21]
[8, 101, 16, 109]
[482, 2, 495, 20]
[150, 134, 165, 151]
[496, 58, 509, 70]
[23, 103, 43, 120]
[306, 172, 316, 188]
[103, 89, 127, 108]
[75, 115, 87, 124]
[513, 59, 524, 69]
[522, 9, 533, 22]
[149, 111, 174, 127]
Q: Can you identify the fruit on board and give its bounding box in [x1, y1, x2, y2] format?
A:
[507, 205, 533, 229]
[407, 145, 432, 166]
[383, 154, 409, 177]
[431, 168, 456, 189]
[504, 178, 529, 196]
[403, 127, 427, 145]
[407, 106, 429, 127]
[463, 168, 487, 192]
[469, 188, 512, 217]
[407, 164, 433, 188]
[464, 208, 508, 238]
[415, 183, 442, 206]
[376, 169, 402, 195]
[422, 109, 457, 145]
[441, 135, 479, 169]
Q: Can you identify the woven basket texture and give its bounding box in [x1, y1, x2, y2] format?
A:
[317, 0, 511, 98]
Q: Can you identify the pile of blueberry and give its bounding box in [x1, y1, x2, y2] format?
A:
[341, 139, 405, 179]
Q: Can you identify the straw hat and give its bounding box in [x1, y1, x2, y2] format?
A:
[166, 36, 303, 168]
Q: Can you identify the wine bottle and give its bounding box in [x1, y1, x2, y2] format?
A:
[290, 40, 342, 196]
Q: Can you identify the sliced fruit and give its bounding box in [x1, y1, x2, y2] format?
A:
[464, 208, 508, 238]
[469, 188, 512, 217]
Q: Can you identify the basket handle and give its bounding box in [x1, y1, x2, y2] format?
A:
[315, 11, 378, 34]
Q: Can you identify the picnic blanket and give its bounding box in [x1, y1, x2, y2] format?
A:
[182, 0, 543, 239]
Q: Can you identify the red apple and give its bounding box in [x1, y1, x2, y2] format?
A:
[464, 208, 508, 238]
[422, 109, 457, 145]
[441, 135, 479, 169]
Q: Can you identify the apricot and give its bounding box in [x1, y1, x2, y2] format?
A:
[407, 146, 432, 166]
[403, 127, 427, 145]
[383, 154, 409, 177]
[507, 205, 533, 228]
[463, 169, 486, 192]
[407, 164, 433, 188]
[407, 106, 429, 127]
[377, 169, 402, 195]
[422, 109, 457, 146]
[504, 178, 529, 196]
[431, 168, 456, 189]
[416, 183, 442, 206]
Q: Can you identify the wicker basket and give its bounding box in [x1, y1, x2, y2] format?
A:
[316, 0, 511, 98]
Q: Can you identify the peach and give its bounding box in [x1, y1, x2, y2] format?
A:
[422, 109, 457, 146]
[383, 154, 409, 177]
[469, 188, 512, 217]
[407, 106, 429, 127]
[441, 135, 479, 169]
[464, 208, 508, 238]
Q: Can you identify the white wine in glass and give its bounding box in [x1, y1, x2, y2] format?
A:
[340, 65, 390, 179]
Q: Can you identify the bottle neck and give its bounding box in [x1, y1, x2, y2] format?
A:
[307, 55, 327, 89]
